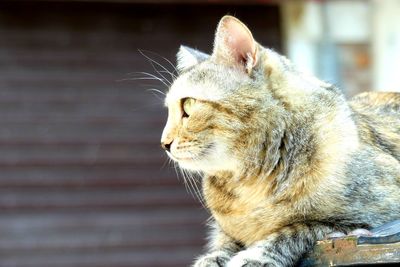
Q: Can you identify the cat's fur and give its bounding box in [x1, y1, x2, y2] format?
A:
[160, 16, 400, 267]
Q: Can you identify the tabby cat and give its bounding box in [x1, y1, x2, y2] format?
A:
[160, 15, 400, 267]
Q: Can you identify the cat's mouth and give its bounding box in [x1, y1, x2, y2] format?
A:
[168, 142, 215, 164]
[168, 152, 193, 162]
[166, 149, 197, 162]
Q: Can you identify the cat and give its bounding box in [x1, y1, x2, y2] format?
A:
[160, 15, 400, 267]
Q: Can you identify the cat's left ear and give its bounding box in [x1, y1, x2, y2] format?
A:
[176, 45, 209, 72]
[213, 16, 258, 74]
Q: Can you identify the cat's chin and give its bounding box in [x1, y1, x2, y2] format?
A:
[178, 163, 228, 176]
[167, 145, 238, 174]
[175, 158, 207, 172]
[176, 157, 238, 176]
[165, 152, 201, 171]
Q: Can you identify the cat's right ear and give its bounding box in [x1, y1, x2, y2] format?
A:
[176, 45, 209, 72]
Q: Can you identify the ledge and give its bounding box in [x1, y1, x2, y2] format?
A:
[300, 220, 400, 266]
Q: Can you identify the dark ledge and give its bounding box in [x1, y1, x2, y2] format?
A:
[299, 220, 400, 266]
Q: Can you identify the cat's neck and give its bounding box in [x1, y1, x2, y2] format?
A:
[265, 90, 359, 201]
[204, 87, 359, 202]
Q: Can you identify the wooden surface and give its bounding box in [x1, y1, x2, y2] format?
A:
[0, 2, 281, 267]
[300, 237, 400, 266]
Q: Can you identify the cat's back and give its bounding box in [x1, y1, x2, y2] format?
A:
[350, 92, 400, 114]
[349, 92, 400, 161]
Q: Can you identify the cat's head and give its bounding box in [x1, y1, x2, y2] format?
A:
[161, 16, 289, 175]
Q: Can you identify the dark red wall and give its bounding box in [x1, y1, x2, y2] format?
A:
[0, 2, 281, 266]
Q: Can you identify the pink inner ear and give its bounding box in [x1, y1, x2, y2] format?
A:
[221, 17, 256, 66]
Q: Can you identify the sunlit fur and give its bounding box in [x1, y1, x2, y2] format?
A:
[161, 16, 400, 267]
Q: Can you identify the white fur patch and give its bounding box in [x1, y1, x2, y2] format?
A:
[226, 247, 267, 267]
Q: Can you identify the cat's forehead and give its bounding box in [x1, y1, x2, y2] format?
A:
[165, 63, 248, 106]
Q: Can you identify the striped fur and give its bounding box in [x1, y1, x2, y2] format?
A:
[161, 16, 400, 266]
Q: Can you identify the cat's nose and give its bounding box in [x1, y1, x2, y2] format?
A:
[161, 140, 173, 152]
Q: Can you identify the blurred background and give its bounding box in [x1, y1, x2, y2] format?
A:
[0, 0, 399, 267]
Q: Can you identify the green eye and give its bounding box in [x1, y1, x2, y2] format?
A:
[183, 98, 196, 117]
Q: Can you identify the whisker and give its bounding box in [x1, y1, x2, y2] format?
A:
[149, 61, 172, 86]
[179, 167, 197, 200]
[172, 161, 181, 182]
[146, 88, 165, 101]
[138, 49, 176, 82]
[183, 168, 207, 209]
[124, 71, 170, 87]
[139, 49, 178, 74]
[182, 169, 195, 196]
[139, 71, 171, 86]
[146, 88, 166, 96]
[159, 70, 177, 80]
[116, 76, 168, 86]
[188, 171, 206, 209]
[161, 155, 170, 169]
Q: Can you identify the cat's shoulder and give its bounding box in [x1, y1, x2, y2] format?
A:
[349, 91, 400, 114]
[348, 91, 400, 162]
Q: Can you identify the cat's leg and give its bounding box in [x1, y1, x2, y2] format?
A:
[226, 223, 332, 267]
[193, 223, 242, 267]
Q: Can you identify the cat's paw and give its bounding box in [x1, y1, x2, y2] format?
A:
[193, 250, 232, 267]
[226, 248, 278, 267]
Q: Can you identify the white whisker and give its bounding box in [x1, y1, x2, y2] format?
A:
[179, 167, 197, 200]
[117, 76, 168, 87]
[138, 49, 176, 82]
[132, 71, 171, 87]
[184, 168, 206, 209]
[139, 49, 178, 74]
[146, 88, 166, 96]
[159, 70, 177, 80]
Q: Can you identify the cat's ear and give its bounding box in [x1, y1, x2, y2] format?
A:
[176, 45, 209, 72]
[213, 15, 258, 74]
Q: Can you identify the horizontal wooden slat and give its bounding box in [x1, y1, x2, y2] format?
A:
[0, 124, 163, 140]
[0, 187, 203, 210]
[0, 222, 206, 239]
[0, 248, 201, 267]
[0, 168, 180, 188]
[0, 143, 162, 161]
[0, 208, 208, 228]
[0, 226, 205, 251]
[0, 115, 164, 124]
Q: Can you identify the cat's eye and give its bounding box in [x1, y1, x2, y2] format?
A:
[182, 98, 196, 117]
